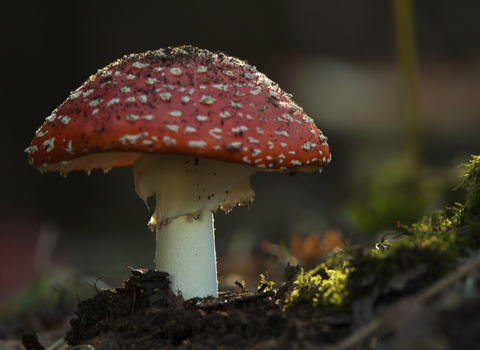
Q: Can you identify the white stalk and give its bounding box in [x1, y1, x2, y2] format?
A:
[133, 153, 256, 299]
[156, 207, 217, 299]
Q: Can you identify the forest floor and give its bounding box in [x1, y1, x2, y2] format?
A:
[3, 156, 480, 350]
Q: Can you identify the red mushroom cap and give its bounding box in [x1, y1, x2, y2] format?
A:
[26, 46, 331, 174]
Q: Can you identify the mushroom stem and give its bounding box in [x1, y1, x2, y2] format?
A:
[156, 207, 217, 299]
[133, 153, 256, 299]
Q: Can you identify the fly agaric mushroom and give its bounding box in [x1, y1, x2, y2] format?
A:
[26, 46, 331, 299]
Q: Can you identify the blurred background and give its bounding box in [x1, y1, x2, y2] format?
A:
[1, 0, 480, 330]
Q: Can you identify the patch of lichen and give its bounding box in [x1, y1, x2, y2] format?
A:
[285, 155, 480, 314]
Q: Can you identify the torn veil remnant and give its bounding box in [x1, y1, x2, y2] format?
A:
[26, 46, 331, 300]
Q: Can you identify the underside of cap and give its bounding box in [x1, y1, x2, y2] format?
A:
[133, 154, 256, 226]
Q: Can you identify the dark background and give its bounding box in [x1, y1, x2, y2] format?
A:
[1, 1, 480, 302]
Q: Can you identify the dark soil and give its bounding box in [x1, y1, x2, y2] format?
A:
[17, 255, 480, 350]
[59, 267, 352, 350]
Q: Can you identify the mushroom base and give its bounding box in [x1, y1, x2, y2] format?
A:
[156, 207, 217, 299]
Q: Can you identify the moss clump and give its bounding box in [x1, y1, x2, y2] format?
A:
[454, 155, 480, 247]
[285, 253, 352, 313]
[286, 155, 480, 315]
[347, 230, 458, 304]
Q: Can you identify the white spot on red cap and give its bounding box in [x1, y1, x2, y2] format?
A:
[267, 141, 274, 149]
[184, 126, 196, 134]
[120, 86, 132, 93]
[138, 95, 147, 103]
[119, 132, 148, 146]
[119, 133, 148, 145]
[209, 128, 222, 139]
[181, 96, 190, 103]
[166, 125, 179, 132]
[159, 92, 171, 101]
[219, 111, 231, 119]
[64, 140, 74, 155]
[231, 101, 243, 109]
[142, 115, 154, 121]
[196, 115, 208, 122]
[153, 66, 164, 72]
[291, 103, 303, 111]
[249, 88, 261, 95]
[126, 74, 136, 80]
[83, 89, 94, 97]
[169, 110, 183, 117]
[107, 98, 120, 106]
[301, 141, 316, 151]
[163, 136, 177, 146]
[200, 95, 216, 105]
[291, 160, 302, 165]
[42, 138, 55, 152]
[169, 68, 183, 76]
[132, 62, 149, 69]
[188, 140, 206, 148]
[275, 130, 290, 137]
[302, 115, 314, 123]
[61, 116, 71, 125]
[36, 129, 49, 138]
[232, 126, 249, 133]
[251, 149, 261, 157]
[125, 97, 135, 103]
[248, 137, 259, 143]
[145, 77, 159, 85]
[69, 90, 82, 100]
[126, 114, 139, 122]
[89, 98, 103, 107]
[280, 143, 287, 148]
[196, 66, 207, 73]
[282, 114, 294, 122]
[213, 84, 228, 91]
[227, 142, 242, 151]
[270, 91, 280, 100]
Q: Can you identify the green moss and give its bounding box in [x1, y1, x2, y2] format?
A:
[454, 156, 480, 244]
[285, 155, 480, 314]
[285, 253, 352, 313]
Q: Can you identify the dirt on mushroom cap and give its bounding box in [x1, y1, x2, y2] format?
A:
[26, 46, 331, 175]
